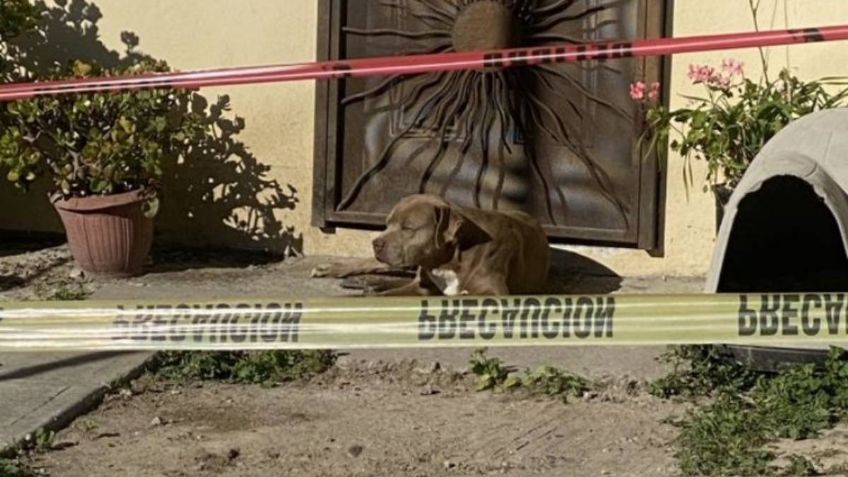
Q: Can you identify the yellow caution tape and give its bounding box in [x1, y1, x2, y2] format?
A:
[0, 293, 846, 351]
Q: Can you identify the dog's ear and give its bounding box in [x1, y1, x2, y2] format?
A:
[435, 205, 491, 251]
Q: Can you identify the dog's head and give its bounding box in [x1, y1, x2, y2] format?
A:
[372, 195, 491, 268]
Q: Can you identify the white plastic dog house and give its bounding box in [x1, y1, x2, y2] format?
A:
[706, 109, 848, 367]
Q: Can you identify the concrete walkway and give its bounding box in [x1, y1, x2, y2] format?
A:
[0, 245, 705, 454]
[0, 351, 150, 453]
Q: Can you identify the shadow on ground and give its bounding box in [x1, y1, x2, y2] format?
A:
[0, 235, 65, 258]
[323, 249, 623, 295]
[147, 246, 286, 274]
[547, 249, 623, 294]
[0, 237, 71, 292]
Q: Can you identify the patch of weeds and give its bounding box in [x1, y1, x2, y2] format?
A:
[469, 349, 511, 391]
[651, 345, 756, 398]
[753, 364, 833, 440]
[511, 366, 589, 403]
[0, 458, 38, 477]
[664, 347, 848, 476]
[47, 285, 89, 301]
[677, 394, 775, 476]
[470, 350, 589, 402]
[75, 418, 98, 432]
[782, 455, 822, 476]
[34, 280, 90, 301]
[31, 429, 54, 453]
[150, 350, 337, 386]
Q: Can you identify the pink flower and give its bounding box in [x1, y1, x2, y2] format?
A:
[630, 81, 646, 101]
[715, 75, 732, 91]
[688, 64, 723, 85]
[687, 64, 699, 82]
[648, 82, 661, 101]
[722, 58, 745, 76]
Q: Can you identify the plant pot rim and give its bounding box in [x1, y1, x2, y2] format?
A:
[51, 188, 148, 212]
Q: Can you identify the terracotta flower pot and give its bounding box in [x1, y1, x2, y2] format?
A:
[52, 189, 154, 277]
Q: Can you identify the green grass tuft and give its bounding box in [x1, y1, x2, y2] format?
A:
[0, 458, 38, 477]
[150, 350, 337, 386]
[659, 346, 848, 476]
[650, 345, 757, 398]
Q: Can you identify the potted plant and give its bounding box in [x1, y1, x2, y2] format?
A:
[634, 61, 848, 228]
[0, 59, 205, 276]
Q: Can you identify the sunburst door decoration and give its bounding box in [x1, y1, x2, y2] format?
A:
[338, 0, 630, 225]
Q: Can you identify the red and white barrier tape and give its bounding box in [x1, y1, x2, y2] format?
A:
[0, 25, 846, 101]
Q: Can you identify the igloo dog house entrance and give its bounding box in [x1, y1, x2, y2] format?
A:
[707, 109, 848, 367]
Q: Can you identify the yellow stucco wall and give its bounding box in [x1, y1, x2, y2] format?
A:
[1, 1, 846, 276]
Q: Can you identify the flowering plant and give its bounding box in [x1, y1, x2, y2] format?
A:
[636, 59, 848, 192]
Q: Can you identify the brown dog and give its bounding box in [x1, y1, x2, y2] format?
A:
[315, 195, 550, 296]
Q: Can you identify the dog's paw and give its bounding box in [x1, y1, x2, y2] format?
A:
[310, 264, 331, 278]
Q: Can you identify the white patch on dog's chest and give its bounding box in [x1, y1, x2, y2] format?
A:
[430, 269, 465, 296]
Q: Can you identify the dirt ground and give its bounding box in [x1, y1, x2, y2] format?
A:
[28, 363, 687, 477]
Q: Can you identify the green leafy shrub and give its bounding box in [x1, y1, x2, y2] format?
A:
[638, 65, 848, 192]
[0, 59, 206, 212]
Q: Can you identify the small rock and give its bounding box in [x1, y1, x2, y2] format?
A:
[130, 381, 147, 395]
[420, 384, 440, 396]
[150, 416, 164, 427]
[227, 448, 240, 461]
[347, 445, 364, 458]
[69, 268, 85, 279]
[430, 361, 442, 373]
[118, 388, 132, 398]
[582, 391, 598, 402]
[443, 460, 456, 470]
